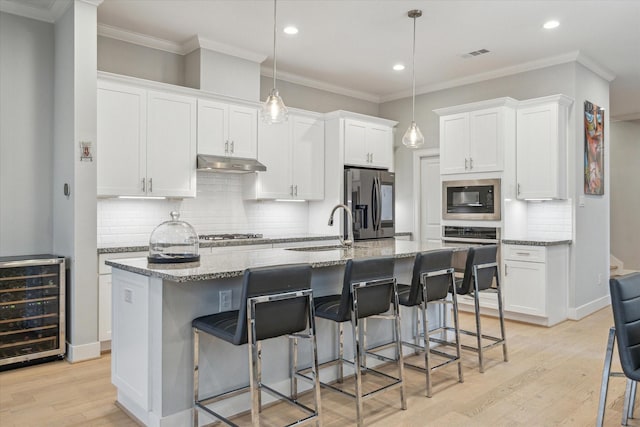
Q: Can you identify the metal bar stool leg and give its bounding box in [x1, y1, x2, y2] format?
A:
[495, 272, 508, 362]
[394, 288, 407, 409]
[421, 284, 432, 397]
[351, 305, 365, 427]
[631, 380, 638, 419]
[193, 328, 199, 427]
[450, 271, 464, 384]
[338, 322, 344, 383]
[623, 378, 635, 426]
[248, 300, 260, 427]
[290, 336, 298, 400]
[472, 270, 485, 373]
[597, 327, 616, 427]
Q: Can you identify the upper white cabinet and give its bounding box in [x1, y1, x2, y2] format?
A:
[197, 99, 257, 159]
[516, 95, 573, 200]
[245, 112, 324, 200]
[343, 119, 393, 169]
[435, 99, 517, 175]
[97, 80, 197, 198]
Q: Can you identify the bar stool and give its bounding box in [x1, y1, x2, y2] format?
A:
[300, 257, 405, 427]
[609, 273, 640, 426]
[448, 245, 507, 373]
[395, 249, 463, 397]
[596, 326, 631, 426]
[192, 264, 321, 427]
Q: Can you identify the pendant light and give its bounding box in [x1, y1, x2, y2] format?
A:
[261, 0, 288, 124]
[402, 9, 424, 148]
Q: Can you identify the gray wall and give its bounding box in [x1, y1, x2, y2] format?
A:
[610, 120, 640, 269]
[97, 36, 185, 86]
[260, 76, 379, 116]
[0, 12, 54, 256]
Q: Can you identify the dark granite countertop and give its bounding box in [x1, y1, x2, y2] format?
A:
[106, 239, 461, 283]
[502, 239, 572, 246]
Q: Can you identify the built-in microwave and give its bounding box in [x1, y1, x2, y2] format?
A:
[442, 178, 501, 221]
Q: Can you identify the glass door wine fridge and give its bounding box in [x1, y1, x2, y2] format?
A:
[0, 255, 65, 368]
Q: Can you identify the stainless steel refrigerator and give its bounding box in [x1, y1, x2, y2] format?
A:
[344, 168, 395, 240]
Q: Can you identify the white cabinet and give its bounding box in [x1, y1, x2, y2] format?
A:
[344, 119, 393, 169]
[436, 103, 516, 175]
[197, 99, 257, 159]
[245, 113, 324, 200]
[97, 80, 197, 198]
[516, 95, 573, 200]
[503, 244, 569, 326]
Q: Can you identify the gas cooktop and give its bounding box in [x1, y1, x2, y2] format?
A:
[199, 233, 263, 241]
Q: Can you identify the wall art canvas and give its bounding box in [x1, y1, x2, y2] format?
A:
[584, 100, 604, 195]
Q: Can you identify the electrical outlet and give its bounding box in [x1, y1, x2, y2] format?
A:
[124, 288, 133, 303]
[219, 290, 232, 311]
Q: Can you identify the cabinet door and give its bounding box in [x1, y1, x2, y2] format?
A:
[99, 274, 112, 342]
[147, 91, 197, 198]
[469, 108, 502, 172]
[228, 105, 258, 159]
[255, 121, 292, 199]
[516, 103, 562, 199]
[367, 125, 393, 169]
[504, 260, 546, 316]
[439, 113, 469, 174]
[197, 99, 228, 156]
[292, 116, 324, 200]
[97, 82, 147, 196]
[344, 119, 369, 166]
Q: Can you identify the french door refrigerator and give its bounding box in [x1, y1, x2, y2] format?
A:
[345, 167, 395, 240]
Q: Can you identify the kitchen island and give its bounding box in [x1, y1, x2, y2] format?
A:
[106, 239, 461, 427]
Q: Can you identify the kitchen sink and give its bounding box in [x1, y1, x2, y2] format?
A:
[286, 244, 366, 252]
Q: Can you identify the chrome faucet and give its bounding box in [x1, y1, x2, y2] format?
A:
[328, 204, 354, 247]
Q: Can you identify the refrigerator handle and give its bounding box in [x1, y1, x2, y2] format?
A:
[375, 176, 382, 231]
[371, 178, 378, 231]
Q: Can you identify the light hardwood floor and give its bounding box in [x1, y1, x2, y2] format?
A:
[0, 308, 636, 426]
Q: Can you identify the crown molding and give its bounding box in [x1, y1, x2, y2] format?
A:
[97, 23, 185, 54]
[0, 0, 71, 23]
[261, 66, 381, 103]
[380, 50, 616, 103]
[611, 112, 640, 122]
[191, 35, 267, 63]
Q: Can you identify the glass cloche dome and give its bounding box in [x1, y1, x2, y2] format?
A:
[148, 211, 200, 263]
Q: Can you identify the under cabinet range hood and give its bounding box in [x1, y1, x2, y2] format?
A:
[197, 154, 266, 173]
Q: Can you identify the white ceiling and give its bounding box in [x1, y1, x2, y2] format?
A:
[4, 0, 640, 119]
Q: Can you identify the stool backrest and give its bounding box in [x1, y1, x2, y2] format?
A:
[610, 273, 640, 381]
[457, 245, 498, 295]
[336, 257, 395, 320]
[405, 249, 454, 305]
[236, 264, 312, 343]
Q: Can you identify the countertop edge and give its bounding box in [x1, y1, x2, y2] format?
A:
[502, 239, 572, 246]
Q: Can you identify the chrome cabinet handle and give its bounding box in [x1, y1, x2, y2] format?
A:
[470, 157, 473, 169]
[505, 264, 508, 276]
[464, 158, 469, 170]
[225, 140, 229, 154]
[517, 183, 521, 195]
[370, 153, 373, 163]
[149, 178, 153, 193]
[294, 185, 298, 196]
[290, 185, 294, 196]
[516, 252, 530, 256]
[230, 140, 234, 154]
[142, 178, 146, 192]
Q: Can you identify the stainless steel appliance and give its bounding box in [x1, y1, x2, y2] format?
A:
[441, 225, 501, 272]
[0, 255, 66, 369]
[345, 167, 395, 240]
[199, 233, 263, 241]
[442, 178, 501, 221]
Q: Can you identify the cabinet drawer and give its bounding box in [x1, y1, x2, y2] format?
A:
[503, 245, 546, 263]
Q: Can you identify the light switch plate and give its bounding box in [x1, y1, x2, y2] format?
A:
[219, 290, 232, 311]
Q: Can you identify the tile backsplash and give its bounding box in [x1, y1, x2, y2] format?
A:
[97, 172, 309, 247]
[526, 200, 572, 239]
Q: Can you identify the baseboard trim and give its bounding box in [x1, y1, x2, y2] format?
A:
[567, 295, 611, 320]
[66, 341, 101, 363]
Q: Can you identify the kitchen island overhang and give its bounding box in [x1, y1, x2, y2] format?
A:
[106, 240, 460, 427]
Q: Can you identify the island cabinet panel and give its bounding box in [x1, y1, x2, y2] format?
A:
[97, 80, 196, 198]
[343, 119, 393, 169]
[516, 95, 572, 200]
[503, 244, 569, 326]
[197, 99, 257, 159]
[245, 113, 324, 200]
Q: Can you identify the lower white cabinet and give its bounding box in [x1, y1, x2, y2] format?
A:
[503, 244, 569, 326]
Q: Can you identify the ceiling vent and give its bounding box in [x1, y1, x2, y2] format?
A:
[461, 49, 491, 59]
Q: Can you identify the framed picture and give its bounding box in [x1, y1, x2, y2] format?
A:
[584, 100, 604, 195]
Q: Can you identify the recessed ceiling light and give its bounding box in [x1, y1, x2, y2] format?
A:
[543, 20, 560, 29]
[283, 26, 298, 35]
[393, 64, 405, 71]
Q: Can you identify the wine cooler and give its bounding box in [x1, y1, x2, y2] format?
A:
[0, 255, 65, 368]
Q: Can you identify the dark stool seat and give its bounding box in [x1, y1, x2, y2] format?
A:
[373, 249, 463, 397]
[192, 264, 321, 427]
[298, 257, 406, 427]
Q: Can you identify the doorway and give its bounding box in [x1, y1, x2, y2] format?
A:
[412, 149, 440, 243]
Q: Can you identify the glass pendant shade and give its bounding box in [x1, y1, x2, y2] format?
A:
[402, 121, 424, 148]
[261, 88, 289, 124]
